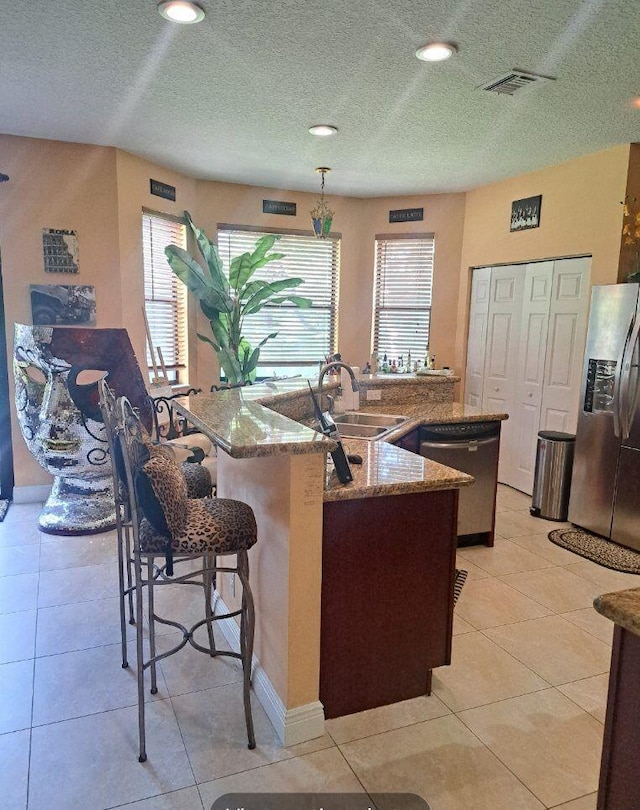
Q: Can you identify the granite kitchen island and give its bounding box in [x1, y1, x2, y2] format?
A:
[173, 375, 505, 744]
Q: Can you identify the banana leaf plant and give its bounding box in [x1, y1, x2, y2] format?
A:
[165, 212, 312, 385]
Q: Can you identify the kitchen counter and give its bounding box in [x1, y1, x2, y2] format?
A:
[594, 587, 640, 635]
[176, 374, 479, 457]
[323, 437, 473, 502]
[175, 378, 505, 502]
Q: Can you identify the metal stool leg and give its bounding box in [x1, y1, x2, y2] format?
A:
[147, 558, 158, 696]
[125, 523, 135, 626]
[237, 550, 256, 749]
[135, 555, 147, 763]
[116, 510, 129, 669]
[203, 553, 216, 655]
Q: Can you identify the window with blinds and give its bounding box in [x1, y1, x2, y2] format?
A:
[372, 234, 434, 361]
[217, 227, 339, 377]
[142, 212, 188, 383]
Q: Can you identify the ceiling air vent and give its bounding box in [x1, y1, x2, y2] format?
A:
[478, 69, 554, 96]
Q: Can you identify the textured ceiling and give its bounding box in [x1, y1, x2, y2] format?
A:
[1, 0, 639, 196]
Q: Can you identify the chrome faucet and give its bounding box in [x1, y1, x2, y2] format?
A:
[318, 361, 360, 413]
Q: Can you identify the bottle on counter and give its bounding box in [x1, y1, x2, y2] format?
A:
[398, 355, 404, 373]
[382, 353, 389, 373]
[391, 359, 398, 373]
[431, 355, 436, 370]
[407, 350, 412, 372]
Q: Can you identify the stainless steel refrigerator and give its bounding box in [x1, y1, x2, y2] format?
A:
[568, 283, 640, 550]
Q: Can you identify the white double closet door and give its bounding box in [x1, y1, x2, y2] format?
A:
[465, 256, 591, 494]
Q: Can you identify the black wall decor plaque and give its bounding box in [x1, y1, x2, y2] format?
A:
[263, 199, 297, 216]
[150, 179, 176, 201]
[389, 207, 424, 223]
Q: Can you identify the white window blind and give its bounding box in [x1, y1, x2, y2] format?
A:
[142, 212, 188, 382]
[217, 228, 339, 372]
[373, 235, 434, 360]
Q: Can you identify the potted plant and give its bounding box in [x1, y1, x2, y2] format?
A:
[165, 212, 312, 385]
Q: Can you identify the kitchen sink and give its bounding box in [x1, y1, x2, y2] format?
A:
[334, 423, 388, 439]
[333, 412, 407, 427]
[333, 412, 409, 440]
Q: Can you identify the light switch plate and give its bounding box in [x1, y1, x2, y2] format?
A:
[366, 389, 382, 401]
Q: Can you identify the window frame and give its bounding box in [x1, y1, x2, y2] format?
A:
[372, 232, 435, 363]
[141, 209, 188, 385]
[216, 224, 340, 378]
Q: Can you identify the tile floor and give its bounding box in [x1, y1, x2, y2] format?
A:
[1, 485, 637, 809]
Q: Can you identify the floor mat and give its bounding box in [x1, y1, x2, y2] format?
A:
[549, 527, 640, 575]
[0, 500, 9, 521]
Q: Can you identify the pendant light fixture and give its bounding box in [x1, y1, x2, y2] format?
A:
[310, 167, 334, 238]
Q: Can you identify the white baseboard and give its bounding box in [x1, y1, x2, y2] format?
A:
[12, 485, 51, 504]
[215, 594, 325, 747]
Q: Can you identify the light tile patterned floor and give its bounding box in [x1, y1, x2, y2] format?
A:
[1, 486, 636, 809]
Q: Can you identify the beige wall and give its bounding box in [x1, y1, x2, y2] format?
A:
[454, 144, 632, 379]
[0, 135, 635, 492]
[194, 183, 466, 376]
[0, 135, 121, 487]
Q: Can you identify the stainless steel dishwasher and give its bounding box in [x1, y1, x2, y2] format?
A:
[420, 421, 501, 545]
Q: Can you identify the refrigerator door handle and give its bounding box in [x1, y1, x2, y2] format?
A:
[620, 314, 640, 439]
[613, 345, 625, 438]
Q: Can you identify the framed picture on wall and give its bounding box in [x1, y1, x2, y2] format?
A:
[42, 228, 79, 273]
[510, 195, 542, 232]
[30, 284, 96, 326]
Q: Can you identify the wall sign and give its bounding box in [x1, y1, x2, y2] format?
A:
[263, 199, 297, 216]
[150, 179, 176, 201]
[42, 229, 79, 274]
[510, 195, 542, 231]
[389, 207, 424, 223]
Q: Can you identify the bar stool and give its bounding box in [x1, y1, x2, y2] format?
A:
[99, 381, 214, 669]
[99, 381, 257, 761]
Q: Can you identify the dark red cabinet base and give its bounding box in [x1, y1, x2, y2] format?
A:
[598, 625, 640, 810]
[320, 489, 458, 719]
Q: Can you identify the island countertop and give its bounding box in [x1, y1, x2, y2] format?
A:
[173, 376, 504, 501]
[594, 588, 640, 636]
[323, 437, 474, 501]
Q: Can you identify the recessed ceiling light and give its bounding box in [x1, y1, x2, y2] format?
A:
[157, 1, 205, 24]
[415, 42, 458, 62]
[308, 125, 338, 137]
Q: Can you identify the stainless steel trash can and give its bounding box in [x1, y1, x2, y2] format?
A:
[530, 431, 575, 521]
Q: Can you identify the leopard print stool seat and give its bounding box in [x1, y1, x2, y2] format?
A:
[139, 497, 257, 556]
